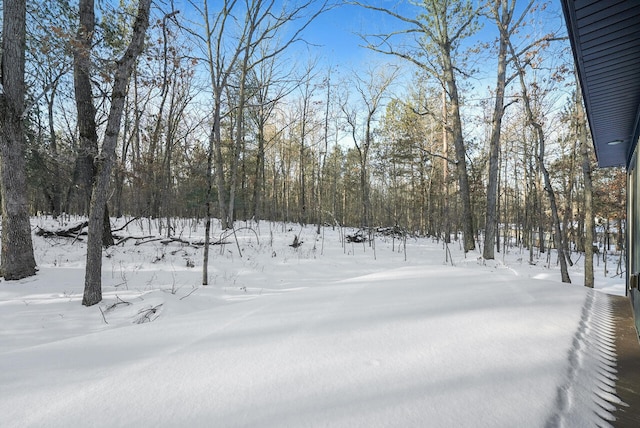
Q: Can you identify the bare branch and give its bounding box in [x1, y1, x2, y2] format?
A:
[22, 62, 73, 120]
[421, 147, 458, 165]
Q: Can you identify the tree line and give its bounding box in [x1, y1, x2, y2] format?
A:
[0, 0, 624, 304]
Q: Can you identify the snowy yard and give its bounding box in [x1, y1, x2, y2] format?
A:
[0, 217, 628, 427]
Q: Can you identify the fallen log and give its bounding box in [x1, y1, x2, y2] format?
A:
[133, 236, 230, 247]
[35, 221, 88, 239]
[346, 230, 366, 243]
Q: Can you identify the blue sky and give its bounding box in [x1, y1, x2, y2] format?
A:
[300, 2, 397, 66]
[164, 0, 568, 93]
[164, 0, 566, 62]
[298, 1, 423, 69]
[298, 1, 567, 72]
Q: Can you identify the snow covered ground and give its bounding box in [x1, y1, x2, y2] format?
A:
[0, 217, 628, 427]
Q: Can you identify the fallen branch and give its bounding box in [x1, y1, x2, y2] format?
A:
[134, 304, 163, 324]
[104, 295, 132, 312]
[111, 216, 141, 233]
[35, 221, 88, 239]
[161, 237, 203, 246]
[132, 236, 230, 247]
[99, 306, 108, 324]
[179, 288, 199, 300]
[346, 230, 366, 243]
[133, 237, 165, 246]
[115, 235, 154, 246]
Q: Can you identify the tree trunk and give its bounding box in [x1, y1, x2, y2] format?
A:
[201, 0, 230, 230]
[299, 95, 308, 225]
[360, 159, 369, 227]
[362, 118, 373, 228]
[578, 88, 594, 288]
[511, 57, 570, 282]
[229, 46, 252, 228]
[0, 0, 37, 280]
[45, 87, 62, 217]
[83, 0, 152, 306]
[252, 121, 265, 222]
[539, 145, 571, 283]
[535, 136, 568, 282]
[508, 36, 568, 281]
[445, 65, 475, 252]
[562, 137, 576, 266]
[72, 0, 99, 215]
[212, 103, 229, 229]
[483, 3, 509, 259]
[442, 89, 450, 243]
[203, 140, 214, 285]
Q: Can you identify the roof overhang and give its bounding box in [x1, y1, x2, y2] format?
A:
[561, 0, 640, 168]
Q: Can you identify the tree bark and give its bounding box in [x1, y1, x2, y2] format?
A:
[202, 0, 234, 231]
[202, 138, 214, 285]
[0, 0, 37, 280]
[539, 142, 571, 283]
[444, 62, 475, 252]
[72, 0, 99, 215]
[252, 116, 266, 222]
[442, 89, 450, 243]
[83, 0, 152, 306]
[73, 0, 113, 248]
[229, 56, 249, 227]
[299, 76, 311, 226]
[45, 86, 62, 217]
[577, 87, 594, 287]
[562, 137, 576, 266]
[483, 0, 511, 260]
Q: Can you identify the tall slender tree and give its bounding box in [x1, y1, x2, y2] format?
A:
[82, 0, 152, 306]
[509, 40, 571, 283]
[247, 45, 288, 222]
[358, 0, 479, 252]
[193, 0, 327, 284]
[577, 87, 594, 287]
[341, 65, 398, 228]
[0, 0, 38, 280]
[483, 0, 535, 259]
[71, 0, 99, 216]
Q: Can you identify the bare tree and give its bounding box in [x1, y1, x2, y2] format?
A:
[72, 0, 118, 247]
[508, 39, 571, 283]
[356, 0, 479, 252]
[246, 45, 292, 222]
[82, 0, 152, 306]
[576, 86, 594, 287]
[190, 0, 328, 284]
[145, 11, 181, 220]
[483, 0, 536, 259]
[0, 0, 38, 280]
[341, 65, 398, 228]
[71, 0, 99, 216]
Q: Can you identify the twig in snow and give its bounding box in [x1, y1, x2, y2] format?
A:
[99, 307, 108, 324]
[134, 304, 163, 324]
[104, 295, 132, 312]
[179, 288, 199, 300]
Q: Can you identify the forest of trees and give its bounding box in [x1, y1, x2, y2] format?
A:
[0, 0, 627, 299]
